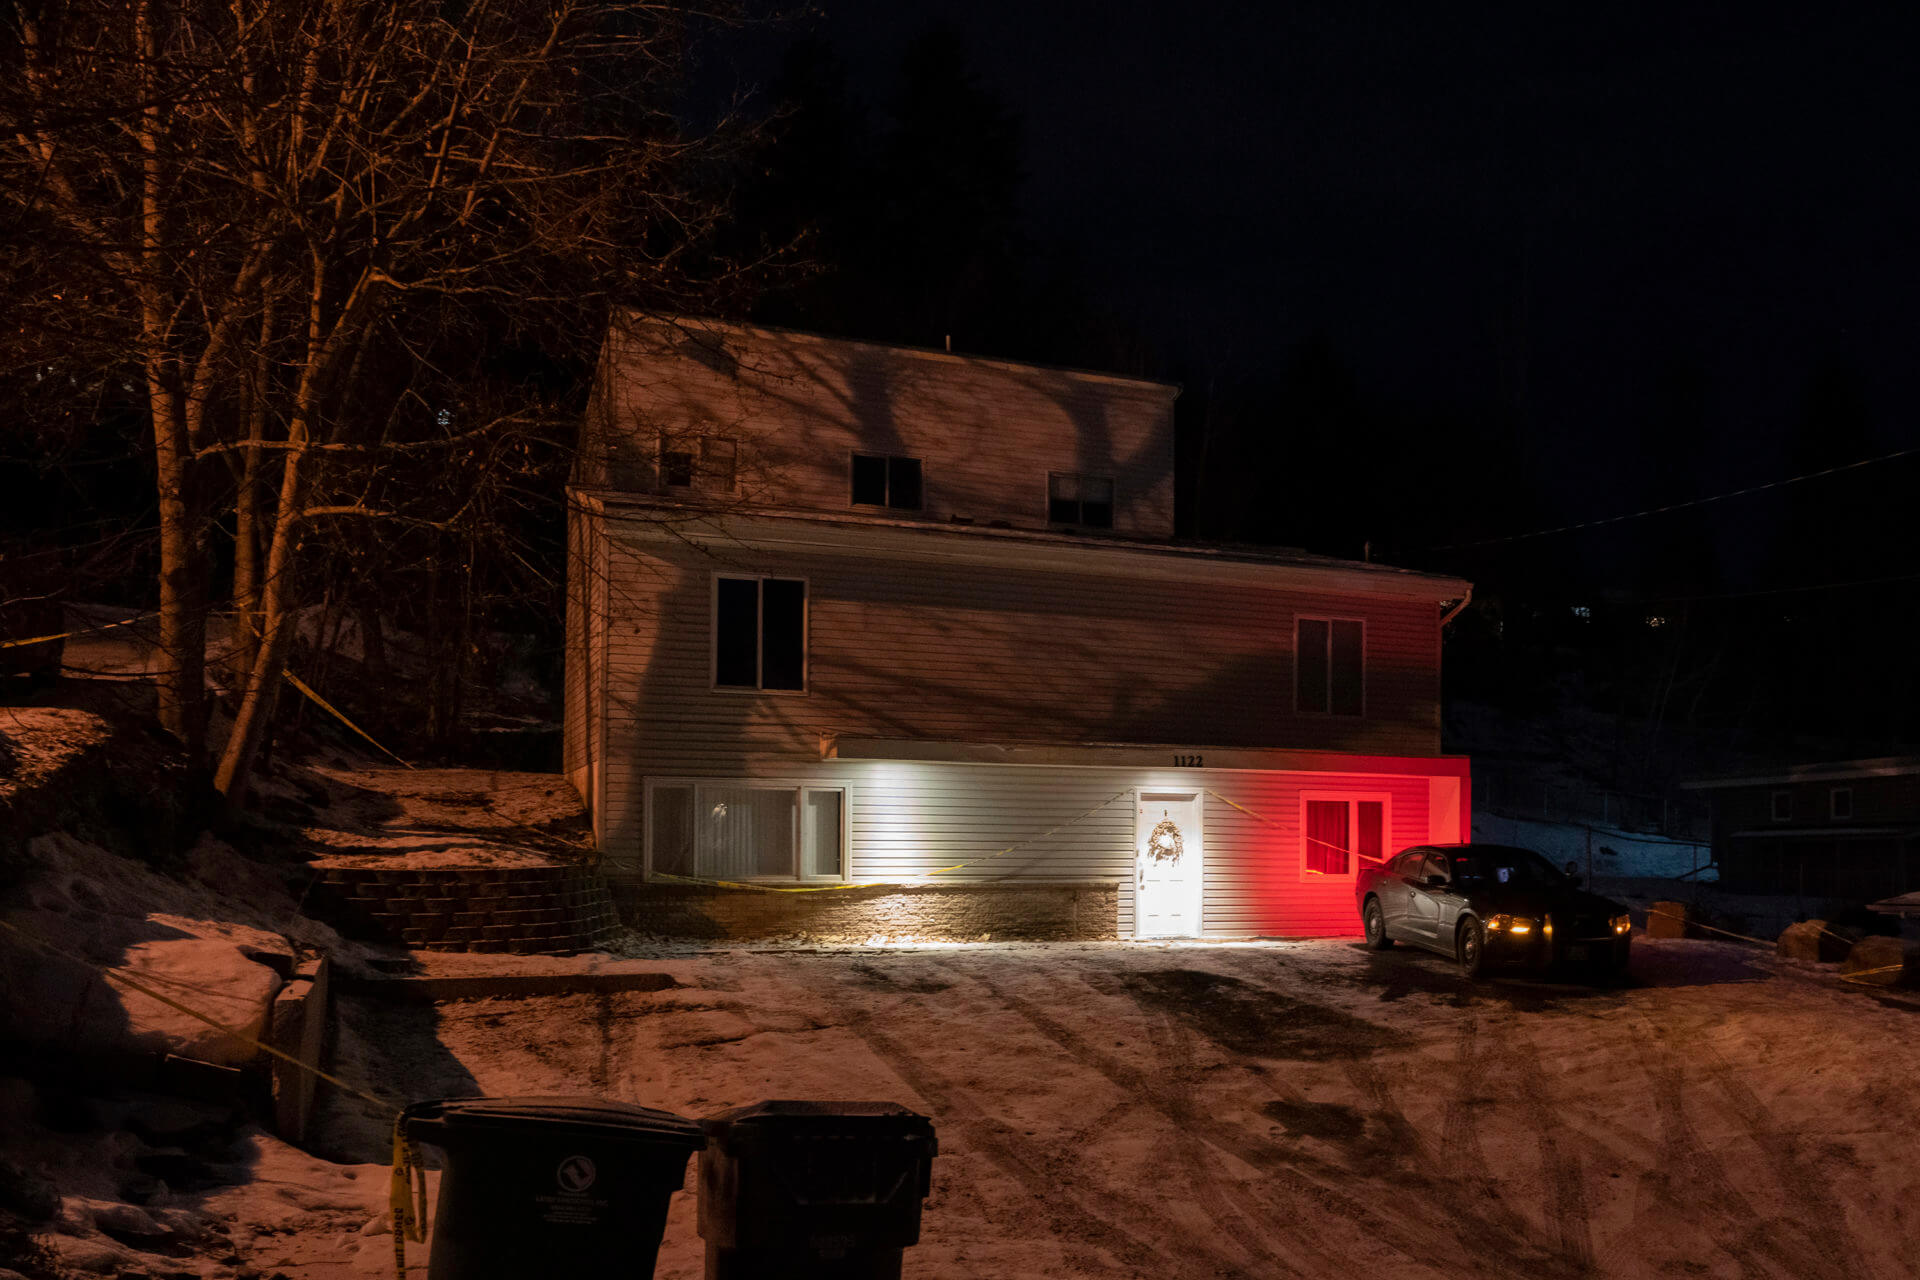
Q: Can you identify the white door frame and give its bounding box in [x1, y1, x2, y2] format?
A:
[1133, 789, 1204, 939]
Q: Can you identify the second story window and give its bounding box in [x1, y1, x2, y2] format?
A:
[1830, 787, 1852, 820]
[1297, 617, 1364, 716]
[851, 454, 923, 510]
[1048, 472, 1114, 529]
[713, 575, 806, 692]
[1771, 790, 1792, 822]
[661, 435, 736, 494]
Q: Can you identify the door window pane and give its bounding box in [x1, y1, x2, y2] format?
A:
[1356, 800, 1383, 862]
[1079, 476, 1114, 528]
[1305, 799, 1349, 875]
[760, 579, 807, 690]
[801, 789, 843, 878]
[651, 785, 695, 876]
[888, 457, 923, 510]
[1330, 620, 1364, 715]
[703, 786, 796, 878]
[715, 578, 759, 687]
[851, 454, 888, 505]
[698, 438, 736, 491]
[1297, 618, 1330, 713]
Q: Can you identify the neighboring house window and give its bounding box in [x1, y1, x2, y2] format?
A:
[1830, 787, 1854, 820]
[661, 435, 736, 494]
[1771, 790, 1791, 822]
[1302, 794, 1388, 877]
[1297, 617, 1365, 716]
[850, 454, 924, 510]
[1048, 473, 1115, 529]
[712, 575, 806, 691]
[649, 780, 845, 881]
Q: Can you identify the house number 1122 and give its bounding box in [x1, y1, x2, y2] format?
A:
[1173, 754, 1204, 767]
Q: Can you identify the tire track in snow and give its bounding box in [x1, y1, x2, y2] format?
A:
[1505, 1029, 1596, 1270]
[1641, 1012, 1869, 1280]
[826, 985, 1243, 1280]
[930, 956, 1581, 1280]
[1627, 1026, 1835, 1279]
[1144, 1008, 1316, 1277]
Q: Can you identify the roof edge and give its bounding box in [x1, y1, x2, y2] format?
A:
[614, 311, 1184, 397]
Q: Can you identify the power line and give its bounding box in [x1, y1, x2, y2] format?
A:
[1432, 443, 1920, 551]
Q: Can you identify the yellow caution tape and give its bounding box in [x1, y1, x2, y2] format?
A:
[0, 611, 153, 649]
[0, 918, 421, 1278]
[281, 669, 415, 769]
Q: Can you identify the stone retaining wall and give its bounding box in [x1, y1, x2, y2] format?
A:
[309, 866, 621, 953]
[611, 879, 1120, 943]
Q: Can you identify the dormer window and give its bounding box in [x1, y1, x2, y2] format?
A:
[1048, 473, 1114, 529]
[661, 434, 735, 494]
[851, 454, 923, 511]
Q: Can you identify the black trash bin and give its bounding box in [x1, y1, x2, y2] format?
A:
[698, 1100, 938, 1280]
[404, 1096, 704, 1280]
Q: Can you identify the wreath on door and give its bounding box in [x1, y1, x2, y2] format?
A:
[1146, 812, 1185, 863]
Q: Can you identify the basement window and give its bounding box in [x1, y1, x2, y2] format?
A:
[1048, 473, 1114, 529]
[1297, 617, 1365, 716]
[713, 575, 806, 692]
[851, 454, 924, 511]
[647, 780, 845, 881]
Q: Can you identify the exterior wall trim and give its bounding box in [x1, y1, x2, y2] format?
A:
[573, 489, 1469, 601]
[823, 734, 1469, 775]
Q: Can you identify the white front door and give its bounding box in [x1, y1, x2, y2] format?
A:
[1135, 792, 1203, 938]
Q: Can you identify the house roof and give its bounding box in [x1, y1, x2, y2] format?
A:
[1680, 757, 1920, 789]
[616, 312, 1185, 397]
[572, 488, 1473, 600]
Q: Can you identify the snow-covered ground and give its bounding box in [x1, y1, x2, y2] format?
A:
[1474, 810, 1716, 881]
[295, 937, 1920, 1280]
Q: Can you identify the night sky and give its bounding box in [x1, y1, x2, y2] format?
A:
[718, 1, 1920, 576]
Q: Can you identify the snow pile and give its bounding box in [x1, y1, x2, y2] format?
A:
[1473, 809, 1715, 880]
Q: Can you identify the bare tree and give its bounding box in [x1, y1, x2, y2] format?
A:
[1, 0, 761, 798]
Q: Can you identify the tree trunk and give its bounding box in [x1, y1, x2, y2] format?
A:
[213, 446, 306, 801]
[231, 295, 274, 688]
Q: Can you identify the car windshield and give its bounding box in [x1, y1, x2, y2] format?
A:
[1450, 848, 1567, 887]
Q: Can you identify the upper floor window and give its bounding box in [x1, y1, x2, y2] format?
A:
[1048, 473, 1114, 529]
[1771, 789, 1792, 822]
[713, 575, 806, 692]
[851, 454, 923, 511]
[1297, 617, 1364, 716]
[1830, 787, 1853, 821]
[661, 434, 735, 494]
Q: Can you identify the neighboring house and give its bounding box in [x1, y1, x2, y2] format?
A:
[1681, 759, 1920, 901]
[565, 314, 1472, 939]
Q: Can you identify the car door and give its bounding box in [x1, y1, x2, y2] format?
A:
[1405, 852, 1450, 948]
[1379, 849, 1425, 940]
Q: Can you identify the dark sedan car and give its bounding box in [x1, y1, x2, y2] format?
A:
[1356, 843, 1633, 979]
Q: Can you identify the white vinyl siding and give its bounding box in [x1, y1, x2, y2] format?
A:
[586, 316, 1177, 536]
[618, 761, 1432, 938]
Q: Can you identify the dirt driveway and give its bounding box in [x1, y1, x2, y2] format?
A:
[329, 937, 1920, 1279]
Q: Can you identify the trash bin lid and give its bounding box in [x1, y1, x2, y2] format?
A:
[702, 1101, 935, 1147]
[406, 1096, 704, 1148]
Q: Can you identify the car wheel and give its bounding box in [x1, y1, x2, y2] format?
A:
[1363, 897, 1394, 949]
[1458, 918, 1488, 978]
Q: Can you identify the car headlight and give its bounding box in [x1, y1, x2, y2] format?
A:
[1485, 914, 1534, 934]
[1611, 914, 1632, 935]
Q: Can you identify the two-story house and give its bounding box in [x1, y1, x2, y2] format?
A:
[1682, 758, 1920, 901]
[565, 314, 1472, 940]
